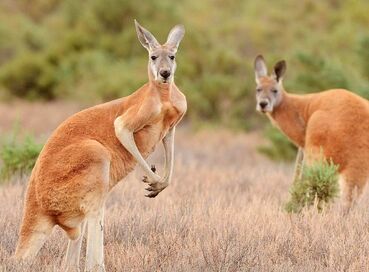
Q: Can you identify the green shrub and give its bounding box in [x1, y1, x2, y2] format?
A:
[258, 126, 297, 161]
[293, 52, 351, 92]
[1, 0, 369, 128]
[359, 37, 369, 74]
[0, 135, 43, 181]
[0, 53, 58, 100]
[358, 36, 369, 93]
[284, 158, 339, 213]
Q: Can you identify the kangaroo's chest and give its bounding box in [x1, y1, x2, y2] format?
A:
[149, 100, 184, 141]
[135, 97, 186, 156]
[161, 101, 184, 130]
[268, 111, 306, 147]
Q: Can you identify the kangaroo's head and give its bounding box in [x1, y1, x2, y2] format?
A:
[254, 55, 286, 113]
[135, 20, 185, 84]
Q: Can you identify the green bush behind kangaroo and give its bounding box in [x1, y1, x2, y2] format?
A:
[0, 0, 368, 160]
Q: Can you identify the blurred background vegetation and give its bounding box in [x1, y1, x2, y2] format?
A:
[0, 0, 369, 163]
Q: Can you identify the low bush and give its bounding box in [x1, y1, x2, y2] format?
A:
[284, 158, 339, 213]
[0, 134, 43, 182]
[0, 53, 58, 100]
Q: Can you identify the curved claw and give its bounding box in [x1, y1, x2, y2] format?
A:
[145, 191, 160, 198]
[143, 179, 168, 198]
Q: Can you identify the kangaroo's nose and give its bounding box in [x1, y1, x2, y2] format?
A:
[160, 70, 171, 79]
[259, 101, 268, 109]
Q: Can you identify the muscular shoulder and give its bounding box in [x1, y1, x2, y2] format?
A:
[116, 93, 162, 132]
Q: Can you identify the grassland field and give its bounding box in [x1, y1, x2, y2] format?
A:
[1, 102, 369, 271]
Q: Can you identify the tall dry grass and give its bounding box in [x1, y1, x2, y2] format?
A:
[1, 105, 369, 271]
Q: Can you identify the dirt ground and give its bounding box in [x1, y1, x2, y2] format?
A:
[1, 102, 369, 271]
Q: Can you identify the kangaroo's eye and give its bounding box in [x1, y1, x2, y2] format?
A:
[256, 88, 262, 93]
[272, 89, 278, 94]
[169, 55, 175, 60]
[151, 56, 157, 61]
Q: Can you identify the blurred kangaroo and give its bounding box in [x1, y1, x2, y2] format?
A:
[254, 55, 369, 207]
[14, 20, 186, 271]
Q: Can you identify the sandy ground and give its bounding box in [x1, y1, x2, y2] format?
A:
[1, 102, 369, 271]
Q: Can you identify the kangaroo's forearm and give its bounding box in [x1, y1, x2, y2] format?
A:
[162, 127, 175, 183]
[114, 117, 157, 180]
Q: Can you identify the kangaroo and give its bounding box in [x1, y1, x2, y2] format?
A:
[13, 20, 186, 271]
[254, 55, 369, 207]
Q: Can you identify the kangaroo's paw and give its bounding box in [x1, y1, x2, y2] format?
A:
[145, 182, 168, 198]
[142, 165, 158, 184]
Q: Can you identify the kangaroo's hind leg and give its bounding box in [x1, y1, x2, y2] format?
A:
[73, 141, 110, 271]
[339, 169, 368, 211]
[61, 165, 109, 271]
[55, 140, 111, 271]
[63, 220, 87, 271]
[85, 208, 105, 272]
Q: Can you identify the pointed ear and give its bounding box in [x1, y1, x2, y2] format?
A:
[254, 55, 268, 83]
[134, 20, 160, 51]
[165, 24, 185, 51]
[273, 60, 287, 82]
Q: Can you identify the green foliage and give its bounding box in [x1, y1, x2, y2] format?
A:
[291, 52, 369, 98]
[0, 53, 58, 100]
[0, 1, 366, 176]
[358, 36, 369, 83]
[293, 53, 350, 91]
[0, 134, 43, 182]
[258, 126, 297, 161]
[285, 158, 339, 213]
[0, 0, 369, 130]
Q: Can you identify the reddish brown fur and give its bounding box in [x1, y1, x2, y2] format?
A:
[14, 79, 186, 259]
[13, 22, 187, 271]
[259, 76, 369, 203]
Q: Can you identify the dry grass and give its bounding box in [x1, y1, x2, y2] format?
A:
[1, 103, 369, 271]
